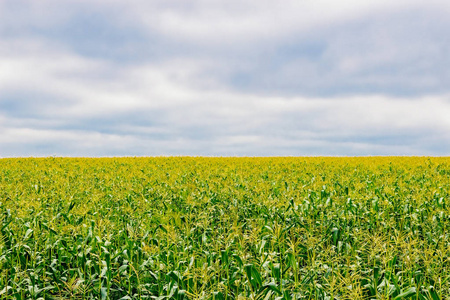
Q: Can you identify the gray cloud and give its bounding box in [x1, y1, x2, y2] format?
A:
[0, 0, 449, 156]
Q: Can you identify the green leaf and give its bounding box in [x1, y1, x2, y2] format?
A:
[232, 254, 243, 267]
[0, 286, 12, 295]
[393, 287, 416, 299]
[67, 201, 76, 213]
[213, 291, 224, 300]
[101, 287, 108, 300]
[261, 282, 282, 295]
[23, 229, 33, 240]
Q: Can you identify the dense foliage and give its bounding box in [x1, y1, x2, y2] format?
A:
[0, 157, 449, 299]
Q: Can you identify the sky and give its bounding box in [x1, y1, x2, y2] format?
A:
[1, 0, 449, 157]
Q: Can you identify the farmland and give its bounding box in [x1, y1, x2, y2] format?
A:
[0, 157, 449, 299]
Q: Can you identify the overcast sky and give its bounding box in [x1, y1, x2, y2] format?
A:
[1, 0, 449, 156]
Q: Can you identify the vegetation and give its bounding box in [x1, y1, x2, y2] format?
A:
[0, 157, 449, 299]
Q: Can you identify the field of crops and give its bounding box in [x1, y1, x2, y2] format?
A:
[0, 157, 449, 299]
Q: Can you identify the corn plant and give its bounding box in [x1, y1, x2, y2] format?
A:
[0, 157, 449, 299]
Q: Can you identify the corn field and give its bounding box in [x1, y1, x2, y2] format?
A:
[0, 157, 449, 299]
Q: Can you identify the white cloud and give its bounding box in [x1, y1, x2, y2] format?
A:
[1, 0, 450, 156]
[127, 0, 450, 45]
[1, 38, 450, 156]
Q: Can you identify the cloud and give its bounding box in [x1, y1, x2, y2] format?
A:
[127, 0, 446, 43]
[1, 43, 449, 156]
[0, 0, 449, 156]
